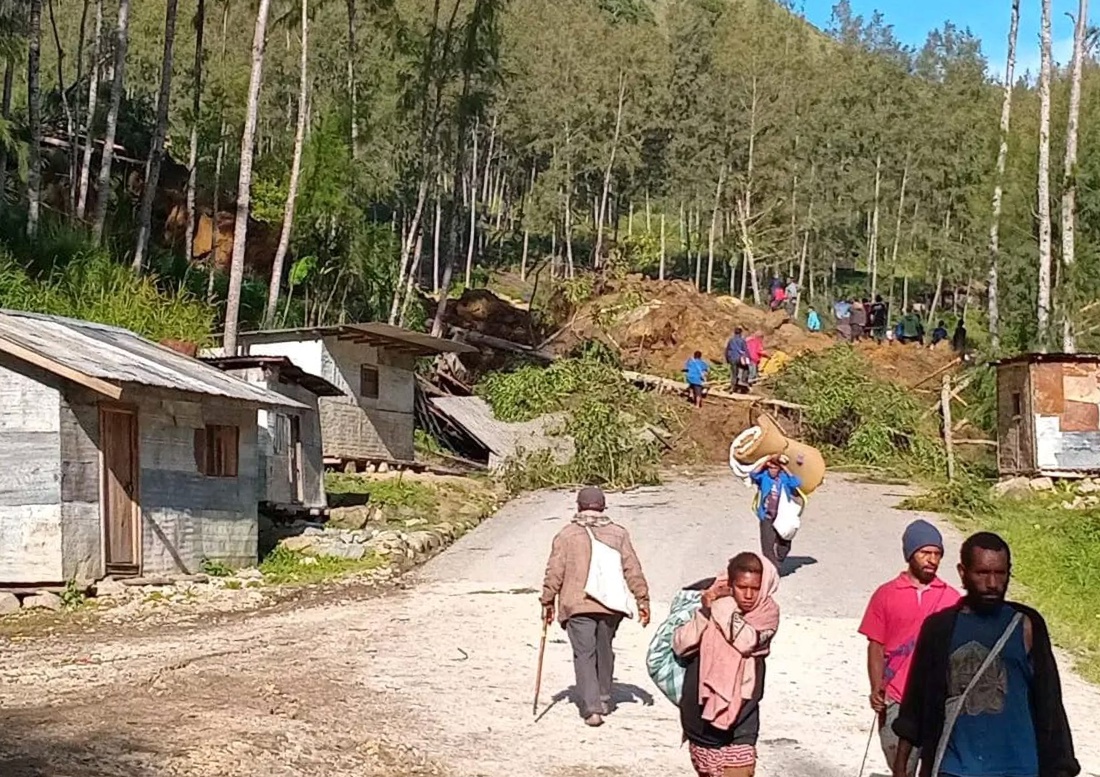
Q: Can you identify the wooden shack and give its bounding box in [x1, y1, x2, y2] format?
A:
[229, 323, 476, 464]
[0, 311, 306, 586]
[203, 355, 342, 514]
[994, 353, 1100, 478]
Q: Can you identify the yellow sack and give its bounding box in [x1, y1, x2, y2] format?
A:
[760, 350, 791, 376]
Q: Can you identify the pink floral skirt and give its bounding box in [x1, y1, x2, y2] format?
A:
[688, 742, 757, 777]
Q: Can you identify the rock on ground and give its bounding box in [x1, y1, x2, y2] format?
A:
[21, 592, 62, 611]
[0, 592, 20, 615]
[0, 475, 1097, 777]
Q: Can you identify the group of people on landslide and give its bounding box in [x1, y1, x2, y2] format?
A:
[539, 484, 1080, 777]
[681, 293, 969, 406]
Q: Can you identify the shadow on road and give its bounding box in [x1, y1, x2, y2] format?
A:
[779, 555, 817, 578]
[536, 682, 655, 722]
[0, 708, 162, 777]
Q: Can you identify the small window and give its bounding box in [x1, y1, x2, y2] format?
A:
[1011, 392, 1022, 417]
[360, 365, 380, 399]
[194, 425, 239, 477]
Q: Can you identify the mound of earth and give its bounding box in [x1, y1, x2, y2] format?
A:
[424, 287, 541, 345]
[556, 276, 834, 375]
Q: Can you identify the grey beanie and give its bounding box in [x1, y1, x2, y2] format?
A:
[577, 486, 606, 511]
[903, 519, 943, 560]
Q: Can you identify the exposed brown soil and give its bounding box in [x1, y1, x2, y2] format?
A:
[554, 276, 834, 376]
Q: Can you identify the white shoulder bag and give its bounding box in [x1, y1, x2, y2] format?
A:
[583, 527, 635, 619]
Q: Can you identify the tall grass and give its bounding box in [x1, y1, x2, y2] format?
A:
[0, 226, 214, 344]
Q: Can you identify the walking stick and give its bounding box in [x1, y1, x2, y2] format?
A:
[856, 713, 878, 777]
[532, 619, 549, 716]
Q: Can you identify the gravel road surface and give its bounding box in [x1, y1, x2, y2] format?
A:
[2, 473, 1098, 777]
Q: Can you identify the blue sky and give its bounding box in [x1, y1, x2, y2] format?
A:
[799, 0, 1092, 78]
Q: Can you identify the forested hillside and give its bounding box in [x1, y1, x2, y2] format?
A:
[0, 0, 1096, 351]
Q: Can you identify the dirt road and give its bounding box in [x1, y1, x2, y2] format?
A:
[2, 473, 1099, 777]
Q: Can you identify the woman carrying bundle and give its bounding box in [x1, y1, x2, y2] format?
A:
[673, 552, 781, 777]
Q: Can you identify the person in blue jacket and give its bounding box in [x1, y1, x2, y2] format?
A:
[750, 454, 802, 569]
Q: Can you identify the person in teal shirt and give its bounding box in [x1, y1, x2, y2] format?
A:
[683, 351, 709, 408]
[806, 306, 822, 332]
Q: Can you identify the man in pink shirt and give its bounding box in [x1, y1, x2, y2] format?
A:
[745, 331, 767, 384]
[858, 520, 960, 777]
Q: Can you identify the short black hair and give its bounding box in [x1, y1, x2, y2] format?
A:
[693, 350, 702, 359]
[728, 552, 764, 579]
[961, 531, 1011, 567]
[734, 327, 743, 335]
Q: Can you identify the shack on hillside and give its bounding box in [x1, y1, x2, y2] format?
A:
[229, 324, 477, 465]
[203, 355, 342, 515]
[0, 311, 306, 586]
[993, 353, 1100, 478]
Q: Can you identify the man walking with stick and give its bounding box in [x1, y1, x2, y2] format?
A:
[539, 487, 650, 727]
[859, 520, 960, 777]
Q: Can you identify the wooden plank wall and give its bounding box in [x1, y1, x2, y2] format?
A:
[59, 391, 103, 582]
[0, 360, 63, 583]
[134, 395, 260, 574]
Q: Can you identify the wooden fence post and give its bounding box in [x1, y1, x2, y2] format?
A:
[942, 374, 956, 481]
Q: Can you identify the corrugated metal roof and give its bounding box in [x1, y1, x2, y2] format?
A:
[201, 355, 344, 397]
[0, 310, 306, 408]
[991, 353, 1100, 367]
[429, 395, 574, 467]
[234, 322, 478, 356]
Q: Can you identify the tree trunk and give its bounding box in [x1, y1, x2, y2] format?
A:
[564, 134, 575, 277]
[26, 0, 44, 239]
[869, 153, 882, 297]
[47, 0, 76, 215]
[264, 0, 309, 325]
[645, 189, 651, 232]
[432, 194, 441, 292]
[594, 73, 626, 267]
[207, 119, 226, 302]
[481, 113, 496, 203]
[69, 0, 90, 207]
[627, 200, 633, 236]
[346, 0, 359, 156]
[1036, 0, 1053, 349]
[184, 0, 206, 265]
[464, 121, 478, 287]
[1061, 0, 1088, 352]
[988, 0, 1019, 350]
[706, 165, 726, 294]
[693, 208, 701, 289]
[75, 0, 103, 221]
[91, 0, 131, 245]
[133, 0, 179, 270]
[0, 60, 12, 216]
[222, 0, 272, 355]
[889, 156, 909, 286]
[659, 212, 666, 281]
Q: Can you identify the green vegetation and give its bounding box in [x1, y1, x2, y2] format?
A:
[200, 557, 235, 578]
[906, 483, 1100, 682]
[772, 346, 944, 476]
[0, 242, 213, 344]
[258, 545, 383, 587]
[325, 474, 439, 513]
[0, 0, 1092, 350]
[479, 356, 660, 490]
[60, 579, 86, 611]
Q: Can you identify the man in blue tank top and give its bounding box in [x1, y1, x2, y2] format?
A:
[891, 532, 1079, 777]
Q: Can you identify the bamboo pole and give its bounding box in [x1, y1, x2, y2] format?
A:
[942, 374, 956, 481]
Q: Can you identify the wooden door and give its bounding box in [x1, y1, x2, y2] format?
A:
[289, 415, 303, 504]
[101, 407, 140, 576]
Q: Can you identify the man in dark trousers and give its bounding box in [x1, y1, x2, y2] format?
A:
[540, 487, 650, 728]
[860, 520, 960, 777]
[726, 328, 750, 392]
[892, 532, 1079, 777]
